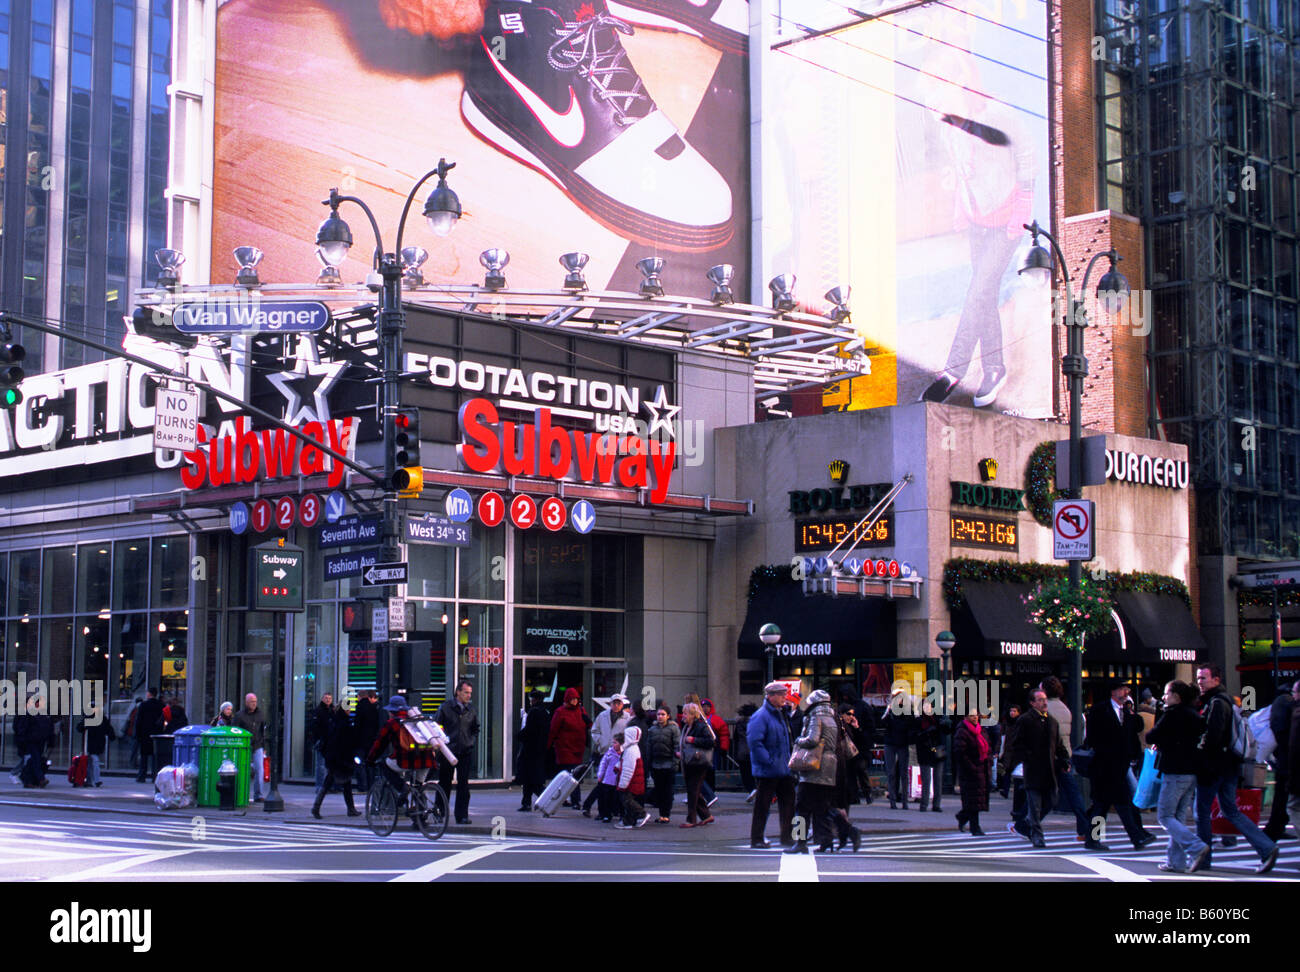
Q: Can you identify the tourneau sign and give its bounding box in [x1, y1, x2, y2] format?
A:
[250, 542, 305, 612]
[174, 300, 331, 334]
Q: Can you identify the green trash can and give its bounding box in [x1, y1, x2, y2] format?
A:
[198, 727, 251, 807]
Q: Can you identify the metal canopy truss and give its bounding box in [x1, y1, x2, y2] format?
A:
[132, 282, 874, 397]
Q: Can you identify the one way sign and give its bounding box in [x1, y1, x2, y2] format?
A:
[362, 562, 408, 587]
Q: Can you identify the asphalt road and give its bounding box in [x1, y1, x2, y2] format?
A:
[2, 803, 1296, 883]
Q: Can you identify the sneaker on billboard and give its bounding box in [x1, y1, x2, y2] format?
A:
[920, 371, 959, 404]
[972, 366, 1009, 408]
[603, 0, 748, 54]
[463, 0, 733, 251]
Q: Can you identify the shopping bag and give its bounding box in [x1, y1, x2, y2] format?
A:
[1210, 788, 1263, 835]
[908, 765, 922, 801]
[1132, 747, 1162, 810]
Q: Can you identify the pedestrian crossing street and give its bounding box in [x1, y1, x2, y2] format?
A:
[0, 810, 1295, 882]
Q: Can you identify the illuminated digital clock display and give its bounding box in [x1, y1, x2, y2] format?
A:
[794, 515, 894, 552]
[950, 513, 1019, 551]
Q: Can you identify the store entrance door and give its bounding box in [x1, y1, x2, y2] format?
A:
[512, 658, 628, 776]
[232, 655, 272, 721]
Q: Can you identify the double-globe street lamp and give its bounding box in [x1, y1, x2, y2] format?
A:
[314, 159, 462, 700]
[759, 623, 782, 686]
[1017, 220, 1129, 748]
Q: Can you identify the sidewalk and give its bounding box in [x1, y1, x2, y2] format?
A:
[0, 772, 1100, 844]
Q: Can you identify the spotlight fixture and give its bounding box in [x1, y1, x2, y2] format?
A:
[315, 203, 353, 266]
[824, 286, 851, 324]
[234, 246, 264, 288]
[315, 248, 342, 287]
[560, 252, 590, 291]
[768, 274, 796, 314]
[460, 617, 470, 627]
[637, 257, 665, 297]
[402, 246, 429, 287]
[423, 158, 462, 238]
[154, 248, 185, 290]
[706, 264, 734, 305]
[440, 613, 449, 626]
[480, 248, 509, 290]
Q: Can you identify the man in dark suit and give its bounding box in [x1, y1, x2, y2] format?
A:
[1083, 679, 1156, 850]
[134, 688, 166, 783]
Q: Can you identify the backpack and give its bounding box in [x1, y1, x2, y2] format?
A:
[1247, 706, 1277, 764]
[1216, 698, 1253, 761]
[397, 713, 437, 752]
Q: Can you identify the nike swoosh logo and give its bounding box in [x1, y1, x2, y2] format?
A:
[481, 37, 586, 148]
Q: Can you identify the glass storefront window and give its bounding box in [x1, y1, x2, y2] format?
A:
[109, 616, 148, 772]
[515, 532, 625, 607]
[43, 619, 75, 764]
[514, 608, 624, 659]
[151, 536, 189, 607]
[76, 544, 111, 614]
[42, 546, 75, 615]
[152, 611, 189, 706]
[113, 541, 148, 611]
[409, 542, 454, 599]
[292, 603, 338, 779]
[454, 603, 504, 780]
[406, 601, 451, 713]
[9, 550, 40, 617]
[458, 521, 505, 600]
[0, 554, 8, 616]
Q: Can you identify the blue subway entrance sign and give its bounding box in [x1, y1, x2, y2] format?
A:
[229, 501, 250, 535]
[322, 547, 382, 581]
[571, 499, 596, 534]
[324, 491, 348, 524]
[174, 299, 331, 334]
[318, 514, 381, 550]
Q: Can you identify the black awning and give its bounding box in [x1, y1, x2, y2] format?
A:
[1109, 591, 1205, 663]
[737, 581, 896, 660]
[951, 583, 1068, 662]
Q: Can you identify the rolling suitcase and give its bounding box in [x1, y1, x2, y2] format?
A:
[68, 753, 90, 788]
[534, 761, 592, 817]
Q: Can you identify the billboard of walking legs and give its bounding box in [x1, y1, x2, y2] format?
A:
[762, 0, 1052, 417]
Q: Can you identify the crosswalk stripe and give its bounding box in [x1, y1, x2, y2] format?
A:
[778, 850, 819, 882]
[390, 843, 504, 882]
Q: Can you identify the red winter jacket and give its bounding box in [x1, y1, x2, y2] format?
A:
[702, 700, 730, 753]
[548, 689, 591, 765]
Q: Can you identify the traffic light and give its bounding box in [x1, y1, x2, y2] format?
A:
[0, 341, 25, 409]
[390, 408, 423, 497]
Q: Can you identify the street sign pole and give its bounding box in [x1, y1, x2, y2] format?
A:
[265, 612, 285, 813]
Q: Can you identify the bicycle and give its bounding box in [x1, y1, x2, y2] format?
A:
[365, 766, 449, 840]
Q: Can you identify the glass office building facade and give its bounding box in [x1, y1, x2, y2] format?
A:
[1096, 0, 1300, 559]
[0, 0, 171, 373]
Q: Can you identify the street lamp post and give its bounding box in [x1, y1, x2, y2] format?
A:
[935, 630, 956, 715]
[1019, 220, 1129, 750]
[316, 160, 461, 699]
[759, 623, 782, 686]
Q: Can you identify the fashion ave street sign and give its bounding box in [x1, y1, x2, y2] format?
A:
[457, 397, 677, 503]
